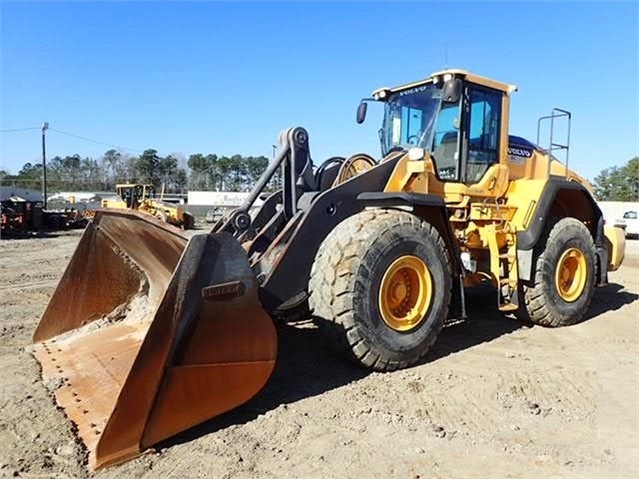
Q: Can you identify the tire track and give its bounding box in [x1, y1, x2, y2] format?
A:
[0, 279, 58, 292]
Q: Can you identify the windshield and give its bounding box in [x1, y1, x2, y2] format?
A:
[382, 83, 443, 154]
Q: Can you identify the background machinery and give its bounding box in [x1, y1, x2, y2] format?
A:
[101, 183, 195, 229]
[1, 198, 43, 236]
[1, 198, 89, 237]
[32, 69, 625, 469]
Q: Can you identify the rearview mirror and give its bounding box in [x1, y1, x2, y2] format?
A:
[442, 78, 462, 103]
[356, 102, 368, 124]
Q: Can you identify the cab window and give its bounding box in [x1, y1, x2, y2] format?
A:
[401, 107, 424, 145]
[466, 88, 501, 183]
[432, 102, 461, 180]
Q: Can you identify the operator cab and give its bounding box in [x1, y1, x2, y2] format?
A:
[116, 183, 153, 209]
[357, 70, 516, 186]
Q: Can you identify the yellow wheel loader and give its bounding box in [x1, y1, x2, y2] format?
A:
[101, 183, 195, 229]
[32, 69, 626, 469]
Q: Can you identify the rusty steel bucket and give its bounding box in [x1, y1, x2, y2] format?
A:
[32, 210, 277, 469]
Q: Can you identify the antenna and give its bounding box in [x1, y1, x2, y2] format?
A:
[444, 42, 448, 69]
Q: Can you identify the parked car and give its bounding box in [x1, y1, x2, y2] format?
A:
[614, 210, 639, 238]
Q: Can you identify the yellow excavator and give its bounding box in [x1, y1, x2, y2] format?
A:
[32, 69, 626, 470]
[101, 183, 195, 229]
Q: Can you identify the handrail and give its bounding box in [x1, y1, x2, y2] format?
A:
[537, 108, 571, 178]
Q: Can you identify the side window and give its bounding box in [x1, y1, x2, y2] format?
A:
[432, 102, 461, 180]
[405, 108, 423, 145]
[393, 107, 425, 146]
[466, 88, 502, 183]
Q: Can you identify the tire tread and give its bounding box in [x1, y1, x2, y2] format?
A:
[520, 217, 596, 327]
[309, 209, 451, 371]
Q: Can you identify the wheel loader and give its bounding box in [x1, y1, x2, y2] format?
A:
[32, 69, 626, 469]
[101, 183, 195, 228]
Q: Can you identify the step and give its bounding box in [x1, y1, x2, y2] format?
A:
[499, 303, 519, 312]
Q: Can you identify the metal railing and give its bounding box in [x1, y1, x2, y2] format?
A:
[537, 108, 571, 178]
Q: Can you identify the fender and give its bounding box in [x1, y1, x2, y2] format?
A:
[356, 191, 462, 274]
[516, 177, 607, 284]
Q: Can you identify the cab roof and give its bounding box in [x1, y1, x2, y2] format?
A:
[372, 69, 518, 98]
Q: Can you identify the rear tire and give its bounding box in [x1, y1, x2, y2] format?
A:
[182, 212, 195, 230]
[308, 209, 452, 372]
[518, 217, 596, 327]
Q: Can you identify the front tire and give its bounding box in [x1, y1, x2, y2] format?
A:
[518, 217, 596, 327]
[309, 209, 452, 371]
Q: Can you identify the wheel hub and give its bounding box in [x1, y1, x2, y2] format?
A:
[555, 247, 587, 303]
[379, 255, 432, 332]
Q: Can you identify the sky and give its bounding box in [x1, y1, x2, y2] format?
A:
[1, 1, 637, 181]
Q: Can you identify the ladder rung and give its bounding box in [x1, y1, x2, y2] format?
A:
[499, 254, 516, 260]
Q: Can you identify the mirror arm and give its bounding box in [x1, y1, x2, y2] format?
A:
[356, 97, 376, 124]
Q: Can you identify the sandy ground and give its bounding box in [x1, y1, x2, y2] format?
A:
[0, 229, 637, 479]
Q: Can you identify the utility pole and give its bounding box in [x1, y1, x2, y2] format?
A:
[272, 145, 277, 160]
[42, 122, 49, 209]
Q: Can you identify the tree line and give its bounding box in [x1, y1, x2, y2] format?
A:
[1, 151, 636, 201]
[0, 149, 276, 193]
[592, 157, 638, 202]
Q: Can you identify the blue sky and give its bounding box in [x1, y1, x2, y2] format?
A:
[1, 1, 637, 181]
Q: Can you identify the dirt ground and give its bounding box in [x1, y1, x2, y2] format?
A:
[0, 229, 637, 479]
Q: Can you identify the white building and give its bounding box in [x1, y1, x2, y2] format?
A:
[187, 191, 263, 207]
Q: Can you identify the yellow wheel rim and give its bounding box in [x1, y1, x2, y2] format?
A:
[379, 255, 432, 332]
[555, 247, 587, 303]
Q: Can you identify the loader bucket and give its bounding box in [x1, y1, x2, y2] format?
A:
[32, 210, 277, 470]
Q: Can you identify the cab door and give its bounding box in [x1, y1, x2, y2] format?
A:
[461, 85, 503, 185]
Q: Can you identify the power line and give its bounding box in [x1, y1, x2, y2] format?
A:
[49, 128, 142, 153]
[1, 125, 142, 153]
[0, 126, 41, 133]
